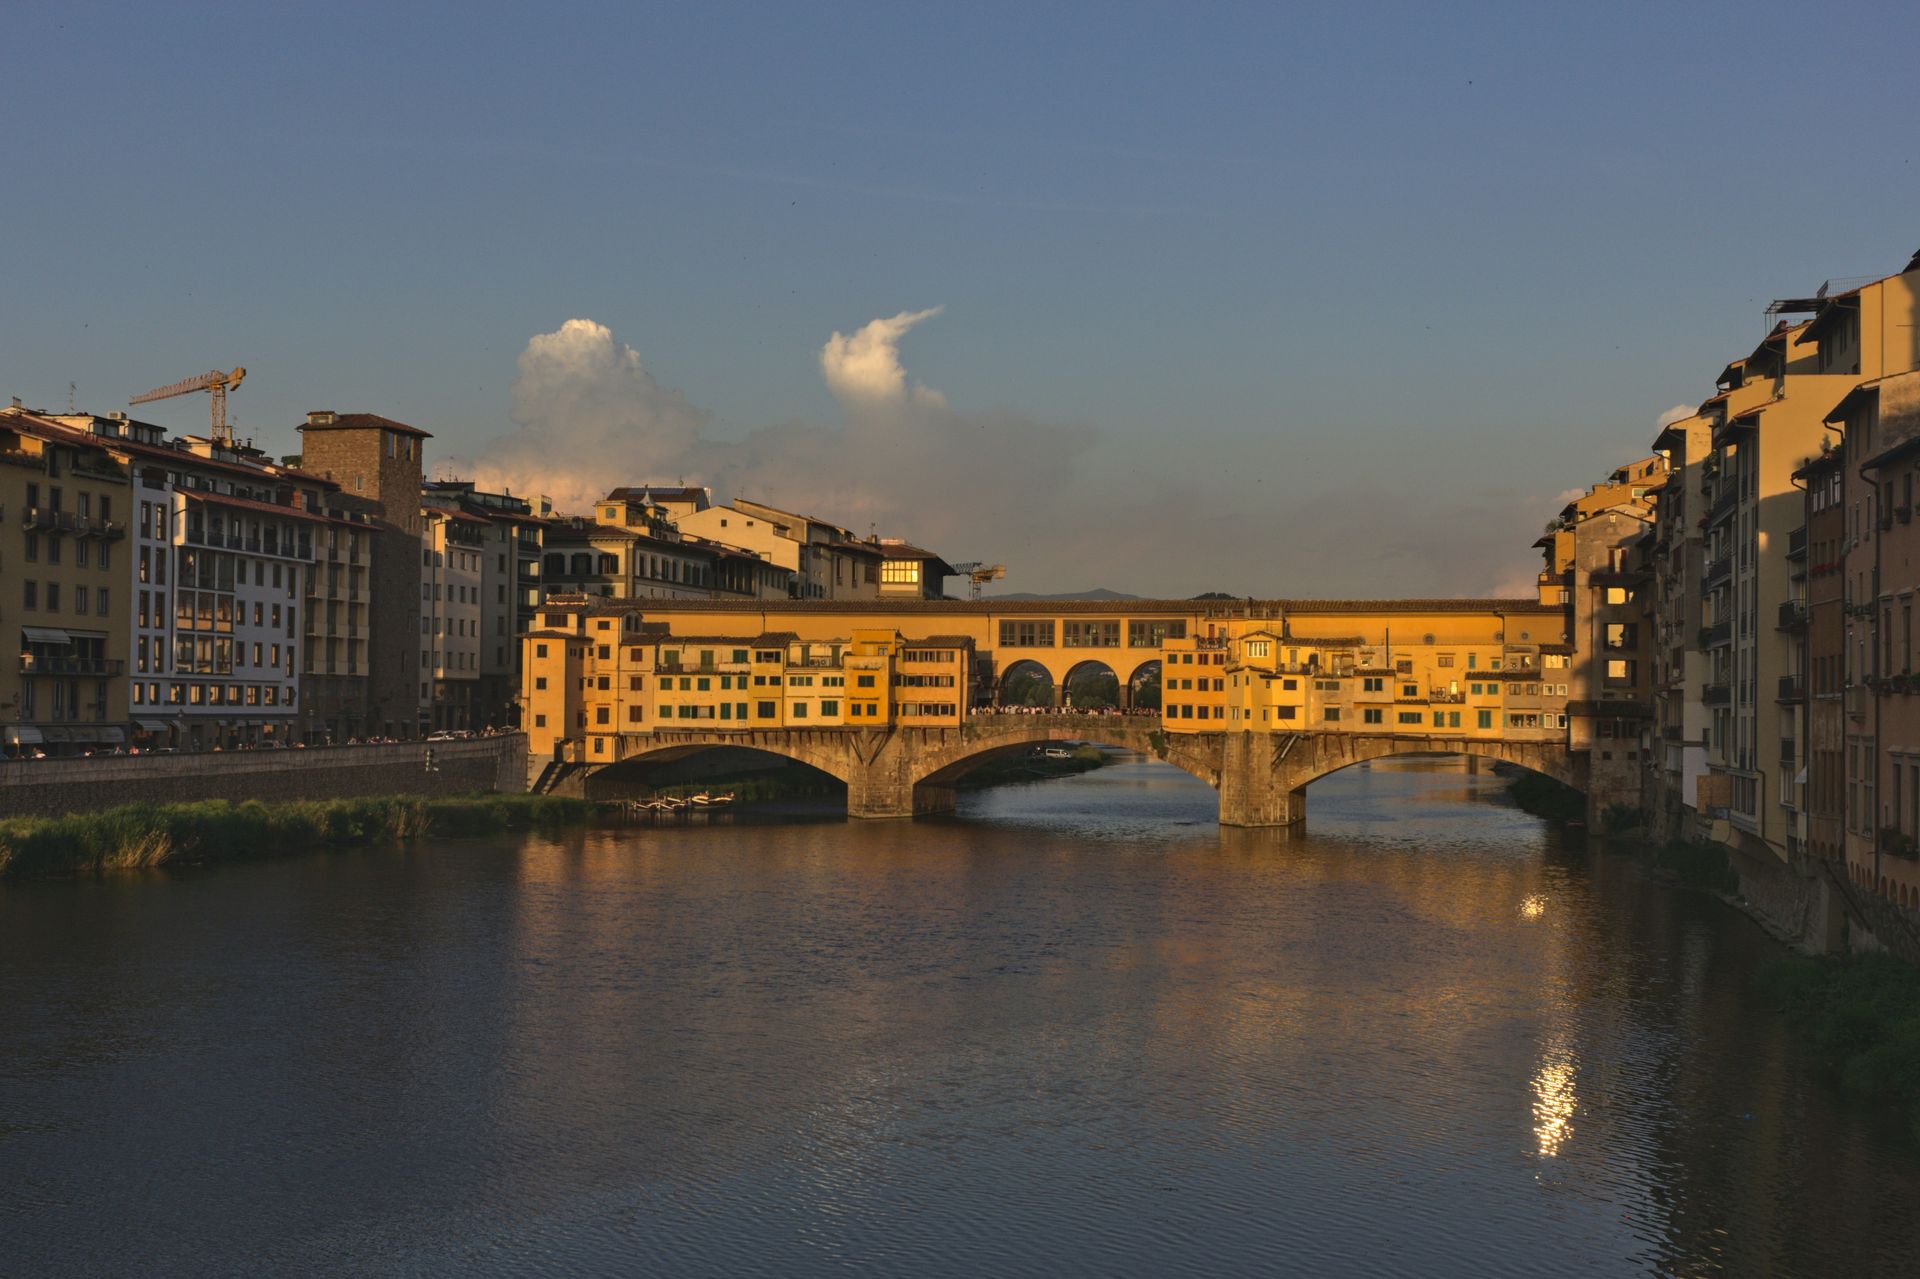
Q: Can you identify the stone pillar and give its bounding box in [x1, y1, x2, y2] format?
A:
[844, 736, 921, 819]
[1216, 730, 1305, 827]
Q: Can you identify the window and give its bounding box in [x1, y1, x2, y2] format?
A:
[999, 620, 1055, 648]
[821, 699, 839, 716]
[1363, 708, 1383, 724]
[1128, 620, 1185, 647]
[1322, 707, 1341, 722]
[1398, 711, 1422, 724]
[756, 701, 777, 718]
[857, 675, 876, 688]
[1062, 620, 1121, 648]
[880, 560, 921, 586]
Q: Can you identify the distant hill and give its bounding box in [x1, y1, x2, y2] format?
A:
[985, 588, 1142, 601]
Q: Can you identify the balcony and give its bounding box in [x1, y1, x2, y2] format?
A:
[1428, 690, 1466, 704]
[1777, 674, 1803, 702]
[1699, 621, 1732, 649]
[1707, 488, 1738, 526]
[19, 656, 125, 677]
[1787, 526, 1807, 559]
[1702, 555, 1733, 590]
[1704, 682, 1731, 706]
[1777, 599, 1807, 631]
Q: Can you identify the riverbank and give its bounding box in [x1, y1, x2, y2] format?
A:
[0, 793, 595, 881]
[1757, 950, 1920, 1140]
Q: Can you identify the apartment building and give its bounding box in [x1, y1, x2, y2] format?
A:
[0, 408, 131, 756]
[295, 500, 376, 743]
[726, 498, 884, 600]
[1647, 412, 1716, 834]
[420, 505, 484, 732]
[297, 412, 428, 739]
[1796, 446, 1845, 863]
[1694, 322, 1856, 861]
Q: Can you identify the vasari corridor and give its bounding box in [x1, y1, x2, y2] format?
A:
[8, 3, 1920, 1275]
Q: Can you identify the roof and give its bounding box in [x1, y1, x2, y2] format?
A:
[1824, 377, 1888, 425]
[179, 488, 328, 522]
[298, 412, 433, 439]
[876, 541, 957, 574]
[645, 632, 800, 647]
[1801, 289, 1864, 344]
[536, 596, 1566, 617]
[1858, 431, 1920, 474]
[605, 485, 710, 502]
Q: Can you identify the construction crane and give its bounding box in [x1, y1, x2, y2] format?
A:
[950, 561, 1006, 600]
[130, 366, 247, 445]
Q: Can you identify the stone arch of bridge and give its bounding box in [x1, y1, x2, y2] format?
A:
[582, 733, 854, 796]
[1280, 733, 1585, 796]
[911, 721, 1220, 795]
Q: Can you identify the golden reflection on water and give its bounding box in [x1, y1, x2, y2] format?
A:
[1532, 1042, 1577, 1158]
[1520, 895, 1547, 920]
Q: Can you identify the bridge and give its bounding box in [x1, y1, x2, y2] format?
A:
[522, 595, 1634, 827]
[558, 713, 1588, 825]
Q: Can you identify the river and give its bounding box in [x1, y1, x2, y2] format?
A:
[3, 756, 1918, 1276]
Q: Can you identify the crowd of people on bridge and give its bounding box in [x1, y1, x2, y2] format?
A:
[976, 703, 1158, 717]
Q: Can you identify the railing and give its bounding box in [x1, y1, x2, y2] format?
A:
[1700, 621, 1732, 648]
[1777, 674, 1803, 702]
[1702, 555, 1733, 589]
[1708, 489, 1738, 525]
[1428, 691, 1465, 704]
[1777, 599, 1807, 630]
[1787, 526, 1807, 558]
[19, 656, 125, 676]
[1703, 682, 1731, 706]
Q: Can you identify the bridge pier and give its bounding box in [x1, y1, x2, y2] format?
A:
[1217, 731, 1307, 827]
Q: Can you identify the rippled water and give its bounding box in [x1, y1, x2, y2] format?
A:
[4, 757, 1919, 1276]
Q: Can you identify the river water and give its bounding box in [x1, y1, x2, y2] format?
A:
[4, 757, 1918, 1276]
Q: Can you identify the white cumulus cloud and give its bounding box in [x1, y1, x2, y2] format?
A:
[1656, 403, 1694, 428]
[820, 306, 948, 411]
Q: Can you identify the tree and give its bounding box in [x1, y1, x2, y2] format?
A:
[1002, 669, 1054, 707]
[1066, 670, 1120, 709]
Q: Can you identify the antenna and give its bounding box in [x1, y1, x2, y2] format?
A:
[67, 381, 76, 412]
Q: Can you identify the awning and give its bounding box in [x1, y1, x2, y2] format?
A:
[40, 728, 74, 744]
[4, 726, 44, 745]
[134, 719, 172, 733]
[74, 727, 126, 745]
[21, 627, 72, 645]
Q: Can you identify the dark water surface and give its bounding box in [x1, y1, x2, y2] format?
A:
[4, 758, 1919, 1276]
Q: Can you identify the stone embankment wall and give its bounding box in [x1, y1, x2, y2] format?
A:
[0, 736, 528, 820]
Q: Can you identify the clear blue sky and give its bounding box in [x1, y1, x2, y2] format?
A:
[7, 1, 1918, 596]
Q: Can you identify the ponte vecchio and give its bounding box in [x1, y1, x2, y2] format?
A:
[521, 594, 1641, 827]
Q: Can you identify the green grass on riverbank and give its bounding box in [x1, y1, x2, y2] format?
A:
[1757, 951, 1920, 1140]
[0, 793, 596, 880]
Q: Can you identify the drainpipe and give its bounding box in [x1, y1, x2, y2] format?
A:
[1863, 450, 1884, 897]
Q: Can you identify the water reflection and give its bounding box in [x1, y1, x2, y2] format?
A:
[0, 756, 1917, 1276]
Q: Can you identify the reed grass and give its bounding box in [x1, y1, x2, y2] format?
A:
[0, 793, 595, 880]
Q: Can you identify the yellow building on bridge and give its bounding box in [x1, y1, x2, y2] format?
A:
[521, 597, 1576, 776]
